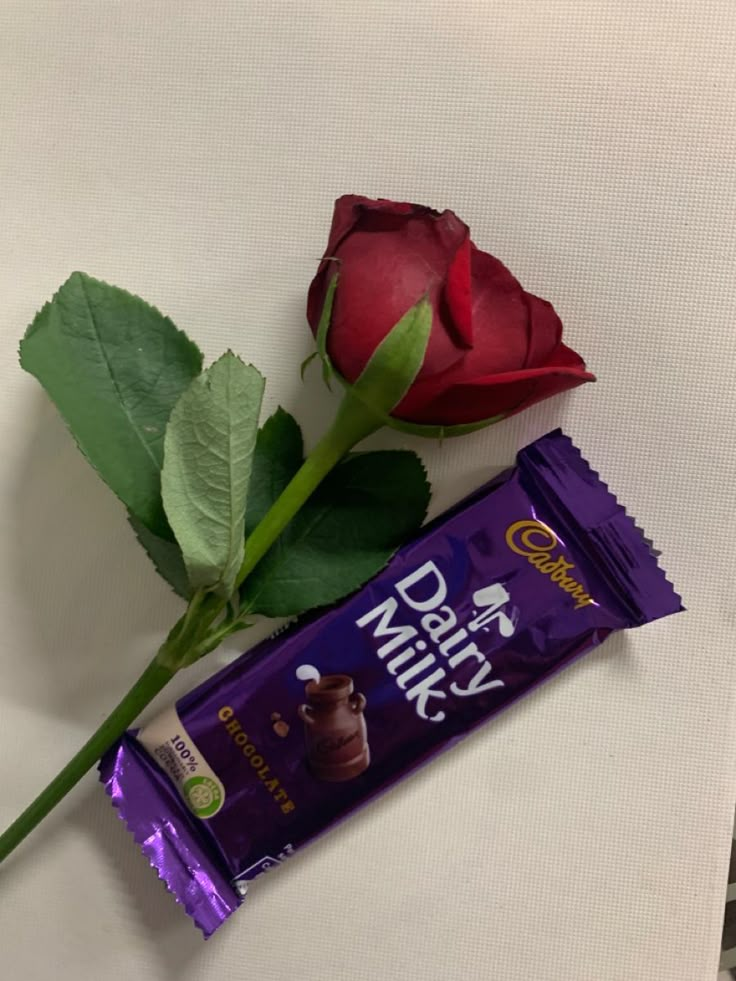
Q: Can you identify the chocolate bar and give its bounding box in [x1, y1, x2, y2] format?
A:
[100, 430, 681, 936]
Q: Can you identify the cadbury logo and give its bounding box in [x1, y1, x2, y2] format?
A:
[505, 520, 595, 610]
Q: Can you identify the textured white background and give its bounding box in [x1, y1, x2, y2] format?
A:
[1, 2, 735, 979]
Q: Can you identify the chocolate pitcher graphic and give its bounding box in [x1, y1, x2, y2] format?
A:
[298, 673, 369, 781]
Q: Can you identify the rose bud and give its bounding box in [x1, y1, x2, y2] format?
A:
[307, 195, 594, 436]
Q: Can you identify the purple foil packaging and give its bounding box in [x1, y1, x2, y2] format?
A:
[100, 430, 681, 936]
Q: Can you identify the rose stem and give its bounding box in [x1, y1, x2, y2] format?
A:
[0, 393, 381, 866]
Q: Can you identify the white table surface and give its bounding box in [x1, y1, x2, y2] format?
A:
[2, 3, 735, 979]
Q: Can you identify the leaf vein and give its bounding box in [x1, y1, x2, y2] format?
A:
[76, 275, 160, 472]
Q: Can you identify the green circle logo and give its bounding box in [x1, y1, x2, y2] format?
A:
[183, 776, 223, 818]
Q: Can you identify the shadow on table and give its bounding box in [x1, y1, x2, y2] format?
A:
[7, 393, 183, 724]
[84, 792, 207, 979]
[240, 631, 639, 910]
[1, 780, 206, 979]
[1, 625, 636, 977]
[7, 360, 586, 726]
[7, 321, 324, 727]
[4, 370, 628, 974]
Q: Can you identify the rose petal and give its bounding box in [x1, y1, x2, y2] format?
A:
[394, 362, 595, 425]
[310, 202, 470, 382]
[325, 195, 436, 255]
[521, 292, 563, 369]
[452, 246, 531, 376]
[307, 196, 417, 331]
[443, 235, 473, 346]
[546, 340, 589, 368]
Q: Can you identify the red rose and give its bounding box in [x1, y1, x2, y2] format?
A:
[307, 195, 594, 429]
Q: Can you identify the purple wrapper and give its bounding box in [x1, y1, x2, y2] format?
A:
[100, 430, 681, 936]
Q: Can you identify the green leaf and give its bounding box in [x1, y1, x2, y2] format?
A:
[19, 272, 203, 535]
[299, 351, 318, 380]
[240, 445, 430, 617]
[128, 515, 190, 599]
[386, 410, 506, 438]
[131, 407, 299, 598]
[162, 353, 265, 597]
[348, 295, 432, 416]
[245, 407, 304, 536]
[316, 270, 338, 386]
